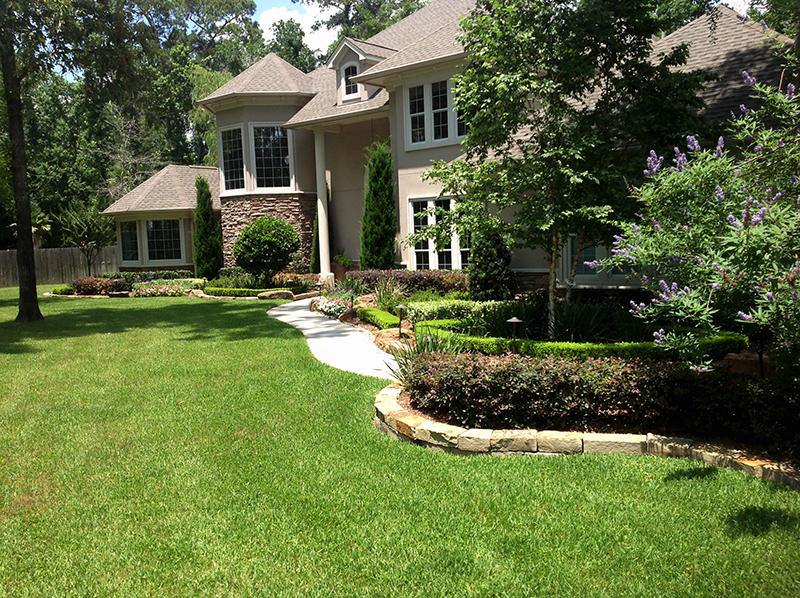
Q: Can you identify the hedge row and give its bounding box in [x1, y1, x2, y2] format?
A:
[406, 299, 494, 324]
[357, 307, 400, 329]
[204, 287, 273, 297]
[405, 352, 800, 453]
[102, 271, 193, 283]
[414, 319, 748, 361]
[346, 269, 468, 294]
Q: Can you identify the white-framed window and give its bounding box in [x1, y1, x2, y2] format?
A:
[146, 219, 183, 261]
[405, 79, 466, 150]
[342, 62, 360, 100]
[220, 126, 245, 191]
[119, 220, 139, 262]
[251, 124, 293, 190]
[410, 197, 470, 270]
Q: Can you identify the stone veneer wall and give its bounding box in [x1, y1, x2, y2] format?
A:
[221, 194, 317, 267]
[514, 271, 549, 292]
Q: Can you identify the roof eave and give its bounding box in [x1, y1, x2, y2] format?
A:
[198, 91, 316, 114]
[284, 105, 390, 130]
[353, 52, 467, 87]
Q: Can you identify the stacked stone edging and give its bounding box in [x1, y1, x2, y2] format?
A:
[374, 387, 800, 491]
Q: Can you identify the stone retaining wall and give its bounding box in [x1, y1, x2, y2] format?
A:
[221, 193, 316, 266]
[374, 386, 800, 491]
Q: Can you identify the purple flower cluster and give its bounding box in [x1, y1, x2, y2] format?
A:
[740, 104, 750, 114]
[765, 292, 776, 302]
[653, 329, 667, 345]
[656, 280, 691, 303]
[689, 365, 710, 373]
[742, 196, 768, 225]
[788, 83, 796, 100]
[742, 70, 757, 86]
[715, 186, 725, 201]
[629, 301, 646, 316]
[644, 150, 664, 176]
[686, 135, 701, 152]
[610, 235, 636, 261]
[727, 214, 743, 229]
[672, 147, 688, 172]
[583, 260, 598, 270]
[715, 137, 724, 159]
[737, 311, 753, 322]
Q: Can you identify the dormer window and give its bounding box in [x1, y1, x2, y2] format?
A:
[343, 63, 359, 100]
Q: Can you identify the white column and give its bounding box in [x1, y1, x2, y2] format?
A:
[314, 128, 333, 285]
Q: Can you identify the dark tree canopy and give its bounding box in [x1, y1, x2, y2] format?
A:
[266, 19, 319, 73]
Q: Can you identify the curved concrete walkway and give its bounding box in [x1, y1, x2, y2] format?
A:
[268, 298, 397, 380]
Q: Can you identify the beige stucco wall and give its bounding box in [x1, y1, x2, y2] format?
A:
[325, 118, 391, 263]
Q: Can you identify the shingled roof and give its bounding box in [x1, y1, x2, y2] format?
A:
[652, 5, 793, 122]
[103, 166, 220, 215]
[198, 53, 316, 110]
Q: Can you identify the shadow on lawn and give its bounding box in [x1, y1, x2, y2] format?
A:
[0, 298, 299, 354]
[725, 505, 800, 537]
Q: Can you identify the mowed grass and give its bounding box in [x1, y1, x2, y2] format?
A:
[0, 287, 799, 597]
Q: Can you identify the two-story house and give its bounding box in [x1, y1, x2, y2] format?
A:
[104, 0, 791, 287]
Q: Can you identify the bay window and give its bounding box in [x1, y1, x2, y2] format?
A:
[252, 125, 291, 189]
[221, 127, 245, 191]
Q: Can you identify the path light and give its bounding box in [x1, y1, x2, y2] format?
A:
[507, 316, 522, 353]
[396, 304, 407, 339]
[315, 281, 323, 294]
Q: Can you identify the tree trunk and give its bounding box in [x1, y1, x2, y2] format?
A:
[1, 38, 44, 322]
[547, 233, 558, 341]
[565, 227, 586, 305]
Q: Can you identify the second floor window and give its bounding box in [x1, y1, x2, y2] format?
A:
[409, 85, 425, 143]
[253, 126, 291, 189]
[407, 80, 466, 148]
[343, 65, 358, 98]
[221, 128, 245, 191]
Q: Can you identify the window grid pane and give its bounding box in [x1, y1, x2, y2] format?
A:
[409, 85, 425, 143]
[460, 232, 471, 268]
[120, 221, 138, 261]
[413, 202, 430, 270]
[147, 220, 182, 261]
[432, 81, 448, 140]
[221, 129, 244, 190]
[254, 126, 290, 188]
[457, 110, 468, 137]
[344, 66, 358, 96]
[575, 242, 597, 276]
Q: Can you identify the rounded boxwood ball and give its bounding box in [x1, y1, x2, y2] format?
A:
[233, 216, 301, 279]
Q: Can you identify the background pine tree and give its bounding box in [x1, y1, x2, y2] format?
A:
[469, 228, 516, 301]
[360, 142, 397, 270]
[193, 176, 223, 279]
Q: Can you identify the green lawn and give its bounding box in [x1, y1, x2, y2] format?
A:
[1, 287, 799, 597]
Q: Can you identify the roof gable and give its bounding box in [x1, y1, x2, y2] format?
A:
[102, 165, 220, 215]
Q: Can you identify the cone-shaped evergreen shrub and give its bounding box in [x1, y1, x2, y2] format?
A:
[310, 208, 320, 274]
[360, 142, 397, 270]
[234, 216, 300, 280]
[469, 228, 516, 301]
[193, 176, 223, 279]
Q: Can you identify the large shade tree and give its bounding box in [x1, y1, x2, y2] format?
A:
[414, 0, 715, 338]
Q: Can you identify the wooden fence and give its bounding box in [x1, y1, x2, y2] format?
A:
[0, 246, 119, 288]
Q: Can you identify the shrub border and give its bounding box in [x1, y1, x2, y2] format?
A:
[373, 386, 800, 492]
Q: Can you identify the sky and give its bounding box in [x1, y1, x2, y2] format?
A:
[254, 0, 341, 56]
[253, 0, 753, 57]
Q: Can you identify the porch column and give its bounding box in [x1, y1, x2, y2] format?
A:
[314, 128, 333, 285]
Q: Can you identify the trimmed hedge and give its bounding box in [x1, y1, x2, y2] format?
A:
[73, 277, 110, 295]
[415, 319, 748, 361]
[205, 287, 274, 297]
[405, 352, 800, 453]
[346, 270, 468, 294]
[51, 285, 74, 295]
[357, 308, 400, 329]
[406, 300, 493, 324]
[102, 271, 193, 283]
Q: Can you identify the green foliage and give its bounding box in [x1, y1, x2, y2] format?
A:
[133, 279, 204, 293]
[601, 63, 800, 373]
[102, 271, 194, 283]
[310, 208, 320, 274]
[58, 198, 116, 276]
[193, 176, 223, 280]
[374, 276, 407, 313]
[360, 142, 397, 270]
[72, 277, 110, 295]
[405, 352, 800, 452]
[418, 0, 715, 336]
[346, 269, 469, 294]
[204, 287, 273, 297]
[233, 217, 301, 279]
[468, 228, 516, 301]
[50, 285, 74, 295]
[266, 19, 318, 72]
[356, 307, 400, 329]
[414, 319, 747, 360]
[406, 300, 492, 324]
[107, 278, 132, 293]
